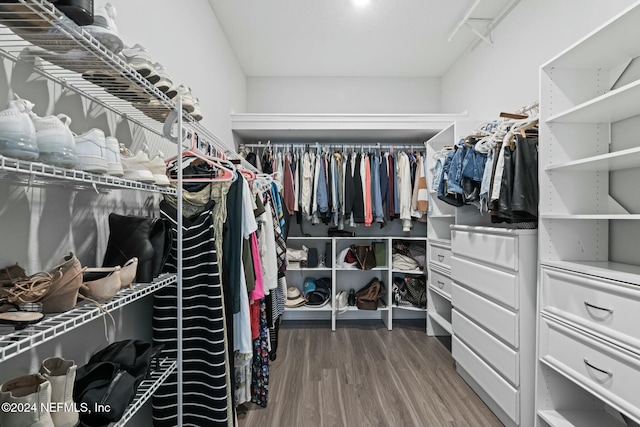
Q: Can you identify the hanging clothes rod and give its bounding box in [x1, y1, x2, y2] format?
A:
[240, 142, 425, 150]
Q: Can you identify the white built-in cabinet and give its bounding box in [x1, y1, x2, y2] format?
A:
[537, 1, 640, 426]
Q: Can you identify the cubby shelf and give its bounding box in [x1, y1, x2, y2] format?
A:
[537, 409, 627, 427]
[392, 305, 425, 312]
[0, 274, 176, 363]
[428, 284, 451, 302]
[285, 304, 333, 312]
[545, 146, 640, 172]
[427, 312, 452, 334]
[541, 260, 640, 286]
[540, 214, 640, 220]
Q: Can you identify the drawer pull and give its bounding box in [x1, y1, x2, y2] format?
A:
[584, 301, 614, 315]
[583, 358, 613, 378]
[437, 254, 445, 261]
[437, 280, 445, 287]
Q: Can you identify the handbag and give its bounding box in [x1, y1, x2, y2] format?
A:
[74, 340, 164, 426]
[102, 214, 172, 283]
[351, 244, 376, 270]
[355, 277, 385, 310]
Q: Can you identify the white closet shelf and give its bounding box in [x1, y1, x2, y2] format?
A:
[0, 274, 175, 363]
[541, 1, 640, 71]
[285, 304, 333, 312]
[392, 269, 425, 275]
[542, 260, 640, 286]
[426, 122, 456, 149]
[541, 214, 640, 220]
[113, 358, 176, 427]
[546, 146, 640, 172]
[390, 237, 428, 241]
[392, 305, 426, 312]
[286, 267, 332, 272]
[427, 312, 452, 334]
[287, 237, 331, 241]
[429, 214, 456, 218]
[546, 79, 640, 124]
[537, 409, 628, 427]
[0, 156, 176, 194]
[334, 267, 388, 271]
[344, 306, 389, 312]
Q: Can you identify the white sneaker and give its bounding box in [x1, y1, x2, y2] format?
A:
[83, 2, 123, 54]
[175, 85, 195, 113]
[119, 144, 154, 183]
[74, 128, 108, 174]
[148, 152, 170, 186]
[152, 63, 176, 98]
[0, 98, 38, 161]
[121, 44, 159, 84]
[31, 113, 77, 168]
[104, 136, 123, 177]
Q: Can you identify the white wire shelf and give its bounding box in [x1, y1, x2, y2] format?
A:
[113, 358, 177, 427]
[0, 155, 177, 194]
[0, 273, 175, 363]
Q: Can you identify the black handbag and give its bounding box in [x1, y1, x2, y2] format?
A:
[351, 244, 377, 270]
[102, 214, 172, 283]
[74, 340, 164, 426]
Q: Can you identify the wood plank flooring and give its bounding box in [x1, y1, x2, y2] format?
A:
[238, 320, 503, 427]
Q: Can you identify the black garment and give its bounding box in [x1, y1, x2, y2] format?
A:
[497, 134, 538, 223]
[379, 154, 389, 225]
[246, 152, 258, 168]
[344, 154, 355, 220]
[153, 200, 229, 426]
[223, 177, 243, 314]
[352, 154, 365, 223]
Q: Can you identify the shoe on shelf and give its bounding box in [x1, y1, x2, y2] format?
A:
[132, 99, 170, 123]
[119, 257, 138, 290]
[104, 136, 124, 177]
[191, 98, 203, 121]
[0, 97, 38, 161]
[175, 85, 195, 113]
[41, 253, 85, 313]
[119, 144, 155, 183]
[31, 113, 78, 169]
[81, 266, 121, 302]
[82, 2, 123, 54]
[152, 62, 177, 98]
[121, 44, 159, 84]
[148, 151, 170, 186]
[40, 358, 79, 427]
[0, 374, 54, 427]
[74, 128, 108, 174]
[54, 0, 94, 26]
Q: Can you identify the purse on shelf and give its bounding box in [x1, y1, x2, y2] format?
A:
[102, 213, 172, 283]
[351, 244, 377, 270]
[356, 277, 386, 310]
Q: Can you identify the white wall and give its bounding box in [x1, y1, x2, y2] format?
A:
[441, 0, 637, 121]
[109, 0, 246, 149]
[247, 76, 441, 114]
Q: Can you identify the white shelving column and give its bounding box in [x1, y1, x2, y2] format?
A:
[537, 1, 640, 426]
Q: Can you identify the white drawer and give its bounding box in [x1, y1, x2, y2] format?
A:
[429, 267, 451, 299]
[540, 315, 640, 421]
[453, 336, 520, 424]
[541, 266, 640, 354]
[452, 283, 519, 348]
[452, 229, 517, 271]
[452, 255, 518, 310]
[429, 242, 452, 270]
[453, 309, 519, 387]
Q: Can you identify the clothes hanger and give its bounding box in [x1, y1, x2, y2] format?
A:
[166, 132, 237, 182]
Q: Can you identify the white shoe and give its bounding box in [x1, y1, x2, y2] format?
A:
[40, 358, 79, 427]
[152, 62, 176, 98]
[148, 152, 170, 186]
[191, 98, 203, 121]
[120, 144, 154, 183]
[74, 128, 108, 174]
[0, 374, 54, 427]
[121, 44, 159, 84]
[0, 98, 38, 161]
[104, 136, 124, 177]
[175, 85, 195, 113]
[83, 2, 123, 54]
[31, 113, 77, 168]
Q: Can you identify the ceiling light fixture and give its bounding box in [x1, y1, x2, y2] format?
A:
[353, 0, 371, 8]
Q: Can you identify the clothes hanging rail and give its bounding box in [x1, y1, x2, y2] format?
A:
[240, 142, 426, 150]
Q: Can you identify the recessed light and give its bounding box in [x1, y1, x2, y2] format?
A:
[353, 0, 371, 7]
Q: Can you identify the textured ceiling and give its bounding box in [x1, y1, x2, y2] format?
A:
[208, 0, 516, 77]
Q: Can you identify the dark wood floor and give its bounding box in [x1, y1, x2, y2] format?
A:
[238, 320, 503, 427]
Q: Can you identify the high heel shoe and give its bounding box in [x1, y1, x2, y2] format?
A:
[41, 253, 85, 313]
[81, 266, 121, 302]
[119, 258, 138, 290]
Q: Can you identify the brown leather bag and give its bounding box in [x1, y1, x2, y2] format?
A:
[351, 244, 377, 270]
[356, 278, 385, 310]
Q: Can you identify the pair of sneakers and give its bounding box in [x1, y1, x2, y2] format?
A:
[73, 129, 123, 177]
[119, 144, 169, 186]
[121, 45, 177, 99]
[0, 97, 77, 169]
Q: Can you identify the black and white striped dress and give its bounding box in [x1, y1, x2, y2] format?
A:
[153, 199, 229, 427]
